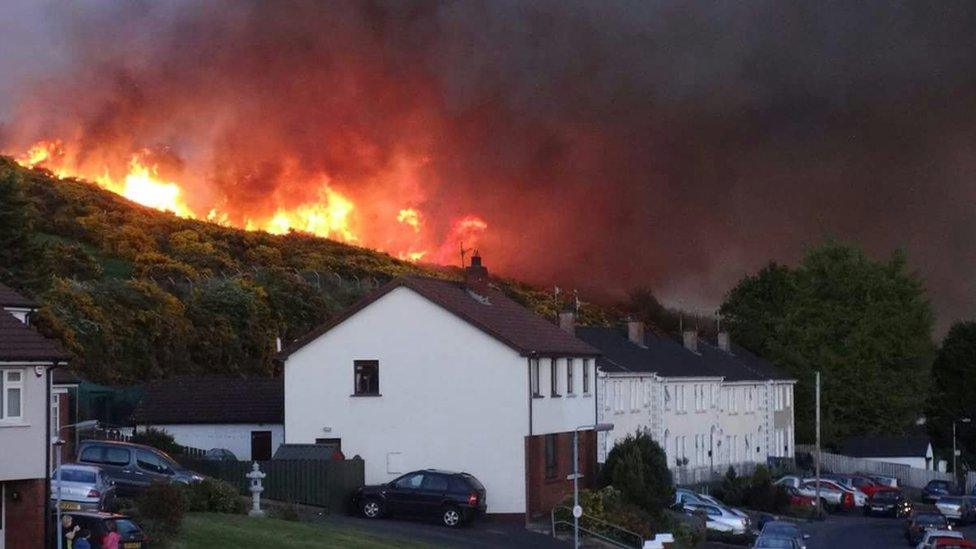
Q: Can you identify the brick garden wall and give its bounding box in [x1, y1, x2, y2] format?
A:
[4, 478, 46, 549]
[525, 430, 596, 518]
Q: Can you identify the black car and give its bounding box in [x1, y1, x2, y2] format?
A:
[904, 511, 950, 545]
[351, 469, 487, 527]
[923, 480, 959, 504]
[76, 440, 203, 497]
[863, 489, 911, 518]
[53, 511, 146, 549]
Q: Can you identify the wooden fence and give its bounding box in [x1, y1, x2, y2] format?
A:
[178, 457, 365, 513]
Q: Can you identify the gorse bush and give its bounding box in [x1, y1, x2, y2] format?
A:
[137, 482, 186, 541]
[600, 432, 674, 515]
[184, 478, 245, 514]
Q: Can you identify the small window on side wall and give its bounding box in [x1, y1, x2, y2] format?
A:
[544, 434, 558, 479]
[354, 360, 380, 396]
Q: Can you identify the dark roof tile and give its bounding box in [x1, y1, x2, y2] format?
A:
[0, 311, 70, 362]
[0, 282, 38, 308]
[132, 377, 283, 424]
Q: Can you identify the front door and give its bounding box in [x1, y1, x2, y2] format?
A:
[251, 431, 272, 461]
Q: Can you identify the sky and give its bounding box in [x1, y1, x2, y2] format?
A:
[1, 1, 974, 334]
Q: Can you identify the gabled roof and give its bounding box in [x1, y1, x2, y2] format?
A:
[696, 339, 794, 382]
[0, 310, 70, 362]
[839, 435, 932, 458]
[132, 377, 283, 425]
[0, 282, 38, 309]
[278, 276, 599, 360]
[575, 327, 718, 377]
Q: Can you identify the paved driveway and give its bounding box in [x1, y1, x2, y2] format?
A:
[326, 514, 568, 548]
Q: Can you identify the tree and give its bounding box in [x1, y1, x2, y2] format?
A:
[927, 321, 976, 470]
[0, 163, 34, 280]
[720, 241, 934, 445]
[599, 432, 673, 515]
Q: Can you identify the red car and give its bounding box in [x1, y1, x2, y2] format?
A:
[784, 486, 816, 507]
[934, 538, 976, 548]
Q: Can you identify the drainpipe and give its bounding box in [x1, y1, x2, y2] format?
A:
[44, 362, 61, 547]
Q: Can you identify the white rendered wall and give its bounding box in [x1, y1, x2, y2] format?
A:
[0, 364, 49, 481]
[142, 423, 283, 461]
[285, 286, 594, 514]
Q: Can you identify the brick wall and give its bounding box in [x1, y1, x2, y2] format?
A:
[4, 478, 46, 549]
[525, 430, 597, 518]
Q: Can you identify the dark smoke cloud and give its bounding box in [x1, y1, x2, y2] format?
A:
[2, 0, 976, 333]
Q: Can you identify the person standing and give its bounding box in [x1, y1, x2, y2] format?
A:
[73, 530, 92, 549]
[61, 515, 80, 549]
[102, 521, 121, 549]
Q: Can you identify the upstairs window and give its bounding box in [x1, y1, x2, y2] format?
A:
[353, 360, 380, 396]
[550, 358, 560, 397]
[0, 369, 23, 421]
[582, 359, 591, 394]
[530, 359, 541, 396]
[566, 358, 575, 395]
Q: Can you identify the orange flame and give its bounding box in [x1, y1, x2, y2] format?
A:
[10, 140, 487, 265]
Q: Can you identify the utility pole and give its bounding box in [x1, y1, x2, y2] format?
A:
[815, 371, 821, 513]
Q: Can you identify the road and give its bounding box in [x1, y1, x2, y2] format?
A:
[795, 513, 976, 549]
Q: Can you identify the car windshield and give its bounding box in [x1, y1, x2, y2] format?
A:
[940, 497, 963, 504]
[763, 524, 799, 537]
[114, 519, 141, 535]
[53, 468, 97, 484]
[872, 491, 899, 501]
[916, 513, 947, 526]
[930, 482, 951, 489]
[755, 537, 796, 548]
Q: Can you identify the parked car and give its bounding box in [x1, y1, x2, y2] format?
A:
[52, 511, 146, 549]
[784, 486, 816, 508]
[815, 478, 867, 508]
[351, 469, 487, 528]
[797, 479, 854, 511]
[905, 511, 951, 546]
[864, 488, 912, 518]
[673, 488, 706, 508]
[203, 448, 238, 461]
[933, 538, 976, 548]
[916, 530, 964, 549]
[76, 440, 203, 497]
[696, 493, 752, 526]
[871, 474, 900, 488]
[936, 496, 976, 524]
[825, 473, 885, 497]
[753, 536, 802, 548]
[924, 481, 960, 504]
[682, 502, 750, 535]
[759, 520, 809, 549]
[50, 464, 117, 512]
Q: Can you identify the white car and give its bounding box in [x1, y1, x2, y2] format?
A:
[683, 502, 749, 535]
[697, 494, 752, 525]
[916, 529, 963, 549]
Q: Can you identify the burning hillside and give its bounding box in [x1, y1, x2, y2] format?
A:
[12, 138, 486, 264]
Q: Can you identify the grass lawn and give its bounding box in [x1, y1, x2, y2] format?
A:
[171, 513, 430, 548]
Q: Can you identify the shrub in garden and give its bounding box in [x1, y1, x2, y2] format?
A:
[137, 482, 186, 540]
[270, 501, 301, 522]
[130, 427, 182, 456]
[184, 478, 245, 514]
[714, 465, 790, 513]
[599, 432, 674, 515]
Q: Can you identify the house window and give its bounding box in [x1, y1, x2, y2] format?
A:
[582, 359, 590, 394]
[353, 360, 379, 396]
[550, 359, 560, 397]
[544, 434, 558, 479]
[530, 359, 541, 396]
[566, 358, 575, 395]
[0, 369, 24, 421]
[786, 385, 792, 408]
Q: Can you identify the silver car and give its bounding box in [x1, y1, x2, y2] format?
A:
[50, 464, 116, 511]
[683, 502, 750, 535]
[935, 496, 975, 524]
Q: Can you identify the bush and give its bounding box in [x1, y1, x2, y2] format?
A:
[137, 482, 186, 541]
[270, 501, 301, 522]
[600, 432, 674, 514]
[556, 488, 698, 548]
[714, 466, 791, 513]
[184, 478, 245, 514]
[130, 427, 182, 456]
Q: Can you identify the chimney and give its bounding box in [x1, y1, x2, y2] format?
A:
[464, 251, 490, 297]
[627, 318, 645, 346]
[717, 331, 731, 352]
[683, 330, 698, 353]
[558, 309, 576, 334]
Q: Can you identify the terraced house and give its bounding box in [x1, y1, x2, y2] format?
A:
[569, 316, 795, 481]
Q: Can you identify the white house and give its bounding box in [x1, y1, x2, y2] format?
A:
[278, 255, 601, 518]
[0, 282, 70, 548]
[839, 435, 935, 470]
[132, 377, 284, 461]
[573, 318, 796, 482]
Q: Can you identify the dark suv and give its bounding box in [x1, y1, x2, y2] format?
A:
[76, 440, 203, 497]
[352, 469, 487, 527]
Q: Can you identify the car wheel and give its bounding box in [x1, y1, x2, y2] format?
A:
[441, 506, 462, 528]
[361, 499, 383, 519]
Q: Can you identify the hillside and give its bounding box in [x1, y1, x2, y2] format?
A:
[0, 157, 612, 383]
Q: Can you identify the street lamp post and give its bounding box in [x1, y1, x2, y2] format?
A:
[571, 423, 614, 549]
[53, 420, 98, 549]
[954, 417, 971, 488]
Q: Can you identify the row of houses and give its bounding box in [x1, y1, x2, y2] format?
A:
[0, 255, 796, 546]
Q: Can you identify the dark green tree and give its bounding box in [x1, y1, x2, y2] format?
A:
[720, 242, 935, 445]
[926, 321, 976, 471]
[599, 432, 673, 515]
[0, 163, 34, 281]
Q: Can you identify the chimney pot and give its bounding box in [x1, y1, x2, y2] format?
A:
[717, 331, 731, 352]
[464, 252, 490, 297]
[558, 310, 576, 334]
[627, 319, 645, 346]
[683, 330, 698, 353]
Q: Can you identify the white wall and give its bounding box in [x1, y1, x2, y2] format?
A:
[597, 373, 657, 461]
[0, 364, 49, 481]
[285, 286, 596, 514]
[661, 378, 724, 468]
[531, 356, 599, 435]
[141, 423, 284, 461]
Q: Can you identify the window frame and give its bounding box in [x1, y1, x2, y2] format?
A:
[0, 369, 24, 422]
[582, 359, 590, 394]
[530, 358, 541, 396]
[550, 358, 560, 397]
[353, 360, 380, 396]
[566, 358, 575, 395]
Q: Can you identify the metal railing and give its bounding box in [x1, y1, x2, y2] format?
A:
[550, 505, 644, 549]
